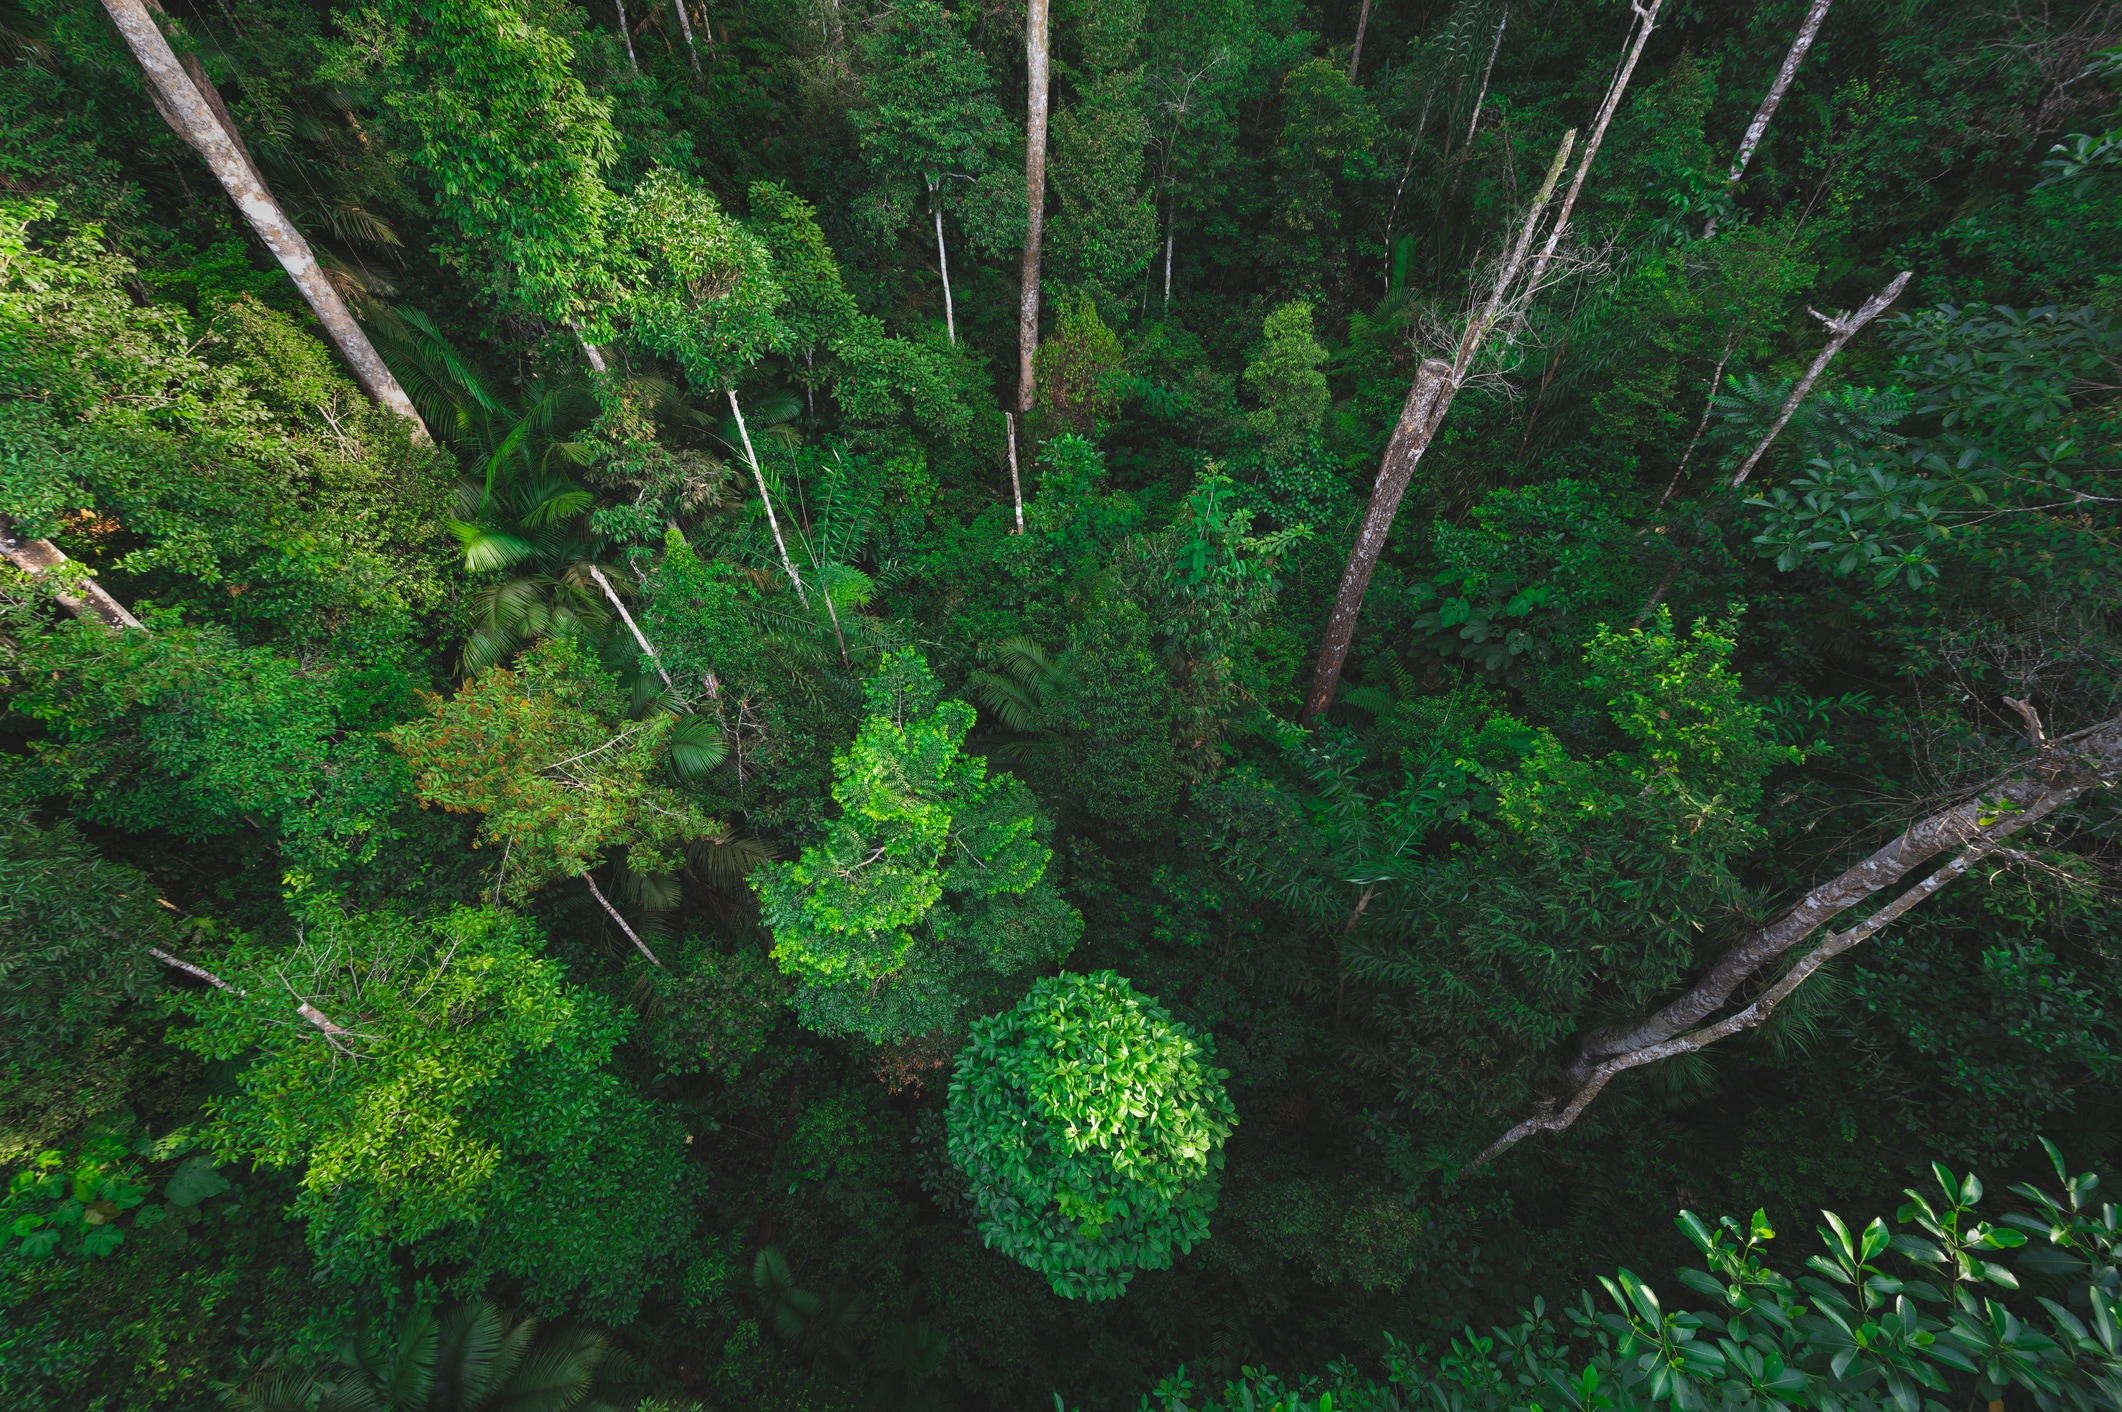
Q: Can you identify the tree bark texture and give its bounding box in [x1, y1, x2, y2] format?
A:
[1348, 0, 1374, 81]
[1729, 0, 1833, 186]
[0, 517, 144, 630]
[1016, 0, 1051, 414]
[102, 0, 431, 442]
[1300, 128, 1577, 723]
[614, 0, 640, 71]
[1468, 711, 2122, 1172]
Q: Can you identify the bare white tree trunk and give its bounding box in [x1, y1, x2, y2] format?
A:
[150, 947, 358, 1042]
[1470, 708, 2122, 1173]
[672, 0, 702, 77]
[931, 179, 956, 345]
[1347, 0, 1374, 80]
[728, 389, 808, 606]
[1005, 411, 1026, 534]
[1464, 8, 1509, 152]
[102, 0, 430, 443]
[588, 564, 675, 690]
[1706, 0, 1833, 237]
[1017, 0, 1051, 413]
[585, 872, 664, 968]
[1515, 0, 1664, 310]
[1302, 130, 1576, 722]
[1163, 230, 1175, 307]
[614, 0, 640, 71]
[1728, 269, 1910, 487]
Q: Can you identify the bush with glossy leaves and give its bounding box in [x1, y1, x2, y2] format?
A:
[945, 970, 1236, 1300]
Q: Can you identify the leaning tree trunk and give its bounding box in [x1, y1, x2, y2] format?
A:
[0, 517, 143, 630]
[1016, 0, 1051, 414]
[1303, 0, 1665, 722]
[1469, 707, 2122, 1173]
[1300, 127, 1577, 723]
[100, 0, 430, 442]
[1629, 268, 1913, 628]
[1705, 0, 1833, 238]
[1347, 0, 1373, 80]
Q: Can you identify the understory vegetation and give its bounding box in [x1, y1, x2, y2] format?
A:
[3, 0, 2122, 1408]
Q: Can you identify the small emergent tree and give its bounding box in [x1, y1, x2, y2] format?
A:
[946, 970, 1237, 1300]
[753, 650, 1080, 1041]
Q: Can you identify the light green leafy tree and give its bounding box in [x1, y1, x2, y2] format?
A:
[332, 1, 619, 325]
[752, 650, 1079, 1042]
[171, 901, 695, 1320]
[1243, 300, 1331, 463]
[946, 970, 1237, 1301]
[610, 168, 787, 392]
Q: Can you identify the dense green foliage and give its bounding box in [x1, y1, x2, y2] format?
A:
[947, 970, 1236, 1301]
[3, 0, 2121, 1407]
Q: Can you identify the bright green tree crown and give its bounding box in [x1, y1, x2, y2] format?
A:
[946, 970, 1237, 1301]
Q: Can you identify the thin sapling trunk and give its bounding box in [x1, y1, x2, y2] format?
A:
[930, 177, 956, 345]
[1006, 411, 1026, 533]
[728, 389, 808, 606]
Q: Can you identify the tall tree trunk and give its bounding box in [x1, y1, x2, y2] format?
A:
[614, 0, 640, 71]
[728, 390, 808, 607]
[1017, 0, 1051, 414]
[1514, 0, 1664, 312]
[672, 0, 702, 77]
[1706, 0, 1833, 237]
[1005, 411, 1026, 534]
[1301, 129, 1576, 723]
[101, 0, 430, 443]
[1347, 0, 1374, 81]
[931, 178, 957, 345]
[1469, 708, 2122, 1173]
[1464, 8, 1509, 151]
[1163, 230, 1174, 308]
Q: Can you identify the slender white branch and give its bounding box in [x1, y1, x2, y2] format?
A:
[728, 389, 808, 605]
[1729, 270, 1911, 487]
[588, 563, 675, 690]
[585, 871, 665, 968]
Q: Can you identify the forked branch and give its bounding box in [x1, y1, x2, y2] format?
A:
[1467, 711, 2122, 1174]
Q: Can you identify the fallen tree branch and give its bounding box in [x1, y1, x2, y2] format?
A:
[149, 946, 356, 1042]
[1, 517, 145, 630]
[1467, 710, 2122, 1175]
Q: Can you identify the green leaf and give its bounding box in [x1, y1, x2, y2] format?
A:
[164, 1156, 229, 1208]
